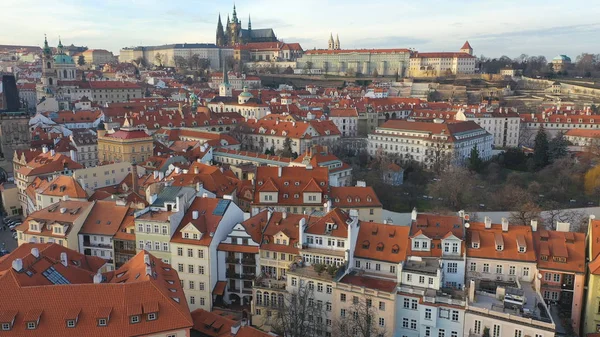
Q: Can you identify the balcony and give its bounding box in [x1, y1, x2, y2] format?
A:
[254, 273, 286, 290]
[226, 257, 240, 264]
[226, 271, 256, 280]
[83, 241, 113, 249]
[241, 257, 256, 265]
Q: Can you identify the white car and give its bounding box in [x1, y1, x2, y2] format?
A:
[12, 232, 17, 240]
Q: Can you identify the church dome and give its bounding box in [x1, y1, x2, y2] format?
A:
[239, 91, 253, 98]
[53, 54, 75, 65]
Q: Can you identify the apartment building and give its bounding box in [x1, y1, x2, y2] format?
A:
[585, 217, 600, 334]
[15, 200, 95, 250]
[251, 166, 329, 215]
[368, 120, 493, 169]
[455, 107, 521, 148]
[78, 200, 131, 271]
[97, 120, 154, 164]
[328, 108, 359, 137]
[0, 244, 192, 336]
[330, 183, 383, 223]
[289, 145, 353, 187]
[134, 186, 196, 264]
[239, 119, 341, 155]
[24, 175, 88, 214]
[296, 48, 411, 76]
[533, 222, 585, 335]
[170, 196, 244, 311]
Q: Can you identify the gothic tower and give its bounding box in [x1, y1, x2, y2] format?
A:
[328, 33, 334, 50]
[40, 35, 56, 93]
[334, 34, 340, 50]
[248, 14, 252, 31]
[219, 56, 232, 97]
[216, 13, 225, 47]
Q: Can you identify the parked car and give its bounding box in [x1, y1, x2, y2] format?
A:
[12, 232, 18, 240]
[0, 249, 9, 257]
[9, 222, 21, 231]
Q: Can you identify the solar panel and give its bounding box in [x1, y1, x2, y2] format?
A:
[212, 199, 231, 216]
[42, 266, 70, 285]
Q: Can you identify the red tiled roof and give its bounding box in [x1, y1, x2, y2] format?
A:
[305, 49, 410, 55]
[355, 222, 409, 263]
[339, 274, 397, 292]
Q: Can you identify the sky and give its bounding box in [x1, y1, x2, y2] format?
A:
[2, 0, 599, 60]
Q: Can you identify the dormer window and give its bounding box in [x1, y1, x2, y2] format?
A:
[362, 240, 370, 249]
[183, 233, 189, 239]
[193, 233, 198, 240]
[376, 242, 384, 251]
[540, 255, 548, 261]
[67, 320, 76, 328]
[27, 322, 36, 330]
[295, 181, 300, 186]
[130, 315, 140, 324]
[1, 323, 10, 331]
[518, 246, 525, 253]
[392, 244, 399, 254]
[98, 319, 107, 326]
[496, 245, 503, 251]
[147, 313, 157, 321]
[472, 242, 479, 249]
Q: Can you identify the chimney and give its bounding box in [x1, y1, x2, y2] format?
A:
[31, 248, 40, 258]
[468, 279, 476, 302]
[192, 210, 199, 220]
[175, 167, 181, 174]
[131, 164, 139, 193]
[70, 149, 77, 162]
[50, 149, 56, 156]
[501, 218, 509, 232]
[196, 182, 203, 192]
[12, 258, 23, 272]
[530, 219, 538, 232]
[42, 145, 48, 154]
[62, 195, 69, 201]
[153, 170, 159, 179]
[411, 207, 417, 221]
[93, 272, 103, 284]
[60, 252, 68, 267]
[484, 216, 492, 229]
[325, 199, 332, 212]
[202, 192, 208, 198]
[267, 209, 273, 222]
[231, 322, 241, 335]
[278, 166, 282, 177]
[282, 211, 287, 219]
[355, 180, 366, 187]
[556, 222, 570, 233]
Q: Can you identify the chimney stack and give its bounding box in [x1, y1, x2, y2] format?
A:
[278, 166, 282, 177]
[192, 210, 199, 220]
[501, 218, 509, 232]
[12, 258, 23, 272]
[530, 219, 538, 232]
[93, 272, 103, 284]
[484, 216, 492, 229]
[131, 164, 139, 193]
[194, 167, 199, 174]
[31, 248, 40, 258]
[411, 207, 417, 222]
[60, 252, 68, 267]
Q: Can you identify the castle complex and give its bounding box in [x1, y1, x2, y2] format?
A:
[216, 5, 278, 47]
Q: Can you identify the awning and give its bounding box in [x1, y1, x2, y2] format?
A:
[213, 281, 226, 296]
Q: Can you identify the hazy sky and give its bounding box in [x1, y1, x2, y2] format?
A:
[3, 0, 599, 60]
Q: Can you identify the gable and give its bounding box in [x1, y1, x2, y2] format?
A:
[181, 223, 200, 233]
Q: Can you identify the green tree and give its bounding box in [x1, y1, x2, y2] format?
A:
[77, 55, 85, 66]
[533, 126, 549, 169]
[468, 145, 483, 172]
[548, 132, 568, 162]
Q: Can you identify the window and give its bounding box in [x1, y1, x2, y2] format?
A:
[378, 317, 385, 327]
[469, 262, 476, 272]
[425, 308, 432, 320]
[188, 265, 194, 273]
[509, 265, 516, 275]
[326, 285, 332, 294]
[190, 296, 196, 305]
[390, 265, 396, 273]
[452, 310, 459, 322]
[515, 330, 522, 337]
[292, 277, 297, 286]
[27, 322, 36, 329]
[326, 302, 332, 311]
[199, 266, 205, 274]
[474, 320, 482, 334]
[496, 265, 503, 274]
[340, 309, 346, 317]
[317, 283, 323, 292]
[198, 249, 204, 258]
[447, 262, 458, 273]
[439, 329, 445, 337]
[340, 293, 346, 302]
[402, 318, 409, 328]
[410, 319, 417, 330]
[189, 280, 195, 289]
[98, 319, 107, 326]
[407, 274, 412, 282]
[411, 299, 418, 310]
[177, 264, 184, 272]
[493, 324, 501, 337]
[379, 301, 385, 311]
[67, 320, 75, 328]
[523, 267, 530, 277]
[177, 247, 183, 256]
[131, 315, 140, 324]
[353, 296, 359, 304]
[419, 275, 425, 284]
[187, 249, 193, 257]
[199, 282, 205, 290]
[403, 298, 410, 309]
[483, 263, 490, 273]
[553, 274, 561, 282]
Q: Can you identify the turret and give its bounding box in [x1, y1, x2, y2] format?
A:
[216, 13, 225, 46]
[57, 36, 64, 54]
[328, 33, 334, 50]
[335, 34, 340, 50]
[43, 34, 51, 58]
[232, 4, 238, 23]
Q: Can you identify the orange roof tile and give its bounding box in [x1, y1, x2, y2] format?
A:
[534, 229, 585, 273]
[330, 186, 382, 208]
[466, 221, 536, 262]
[355, 222, 409, 263]
[79, 200, 130, 236]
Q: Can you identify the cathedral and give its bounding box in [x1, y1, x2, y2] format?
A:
[216, 5, 277, 47]
[37, 36, 77, 108]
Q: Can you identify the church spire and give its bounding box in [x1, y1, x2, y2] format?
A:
[216, 13, 225, 46]
[328, 33, 334, 50]
[335, 34, 340, 50]
[232, 4, 238, 23]
[248, 14, 252, 30]
[43, 34, 51, 56]
[57, 36, 64, 54]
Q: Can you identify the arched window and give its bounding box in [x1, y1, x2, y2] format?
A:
[47, 61, 51, 69]
[48, 78, 53, 86]
[256, 291, 262, 305]
[63, 70, 67, 78]
[263, 292, 270, 306]
[271, 293, 277, 307]
[278, 294, 284, 308]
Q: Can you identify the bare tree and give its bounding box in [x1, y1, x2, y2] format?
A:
[266, 283, 326, 337]
[509, 201, 541, 226]
[332, 296, 388, 337]
[425, 136, 453, 174]
[542, 205, 587, 231]
[428, 166, 476, 210]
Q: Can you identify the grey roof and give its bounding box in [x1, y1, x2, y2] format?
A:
[123, 43, 219, 52]
[240, 29, 276, 40]
[152, 186, 184, 206]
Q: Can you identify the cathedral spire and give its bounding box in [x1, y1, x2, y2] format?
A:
[232, 4, 238, 23]
[335, 34, 340, 50]
[248, 14, 252, 30]
[216, 13, 225, 46]
[43, 34, 51, 56]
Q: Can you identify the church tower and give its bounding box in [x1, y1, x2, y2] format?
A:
[334, 34, 340, 50]
[460, 41, 473, 55]
[40, 35, 57, 96]
[248, 14, 252, 31]
[216, 13, 225, 47]
[219, 57, 232, 97]
[328, 33, 334, 50]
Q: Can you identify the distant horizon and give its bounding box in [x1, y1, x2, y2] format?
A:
[3, 0, 599, 61]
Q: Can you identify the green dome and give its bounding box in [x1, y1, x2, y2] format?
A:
[53, 54, 75, 65]
[239, 91, 253, 98]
